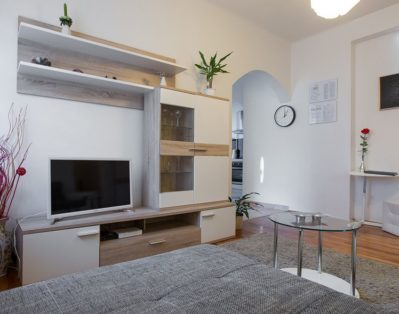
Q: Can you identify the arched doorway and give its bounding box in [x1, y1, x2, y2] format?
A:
[231, 70, 290, 217]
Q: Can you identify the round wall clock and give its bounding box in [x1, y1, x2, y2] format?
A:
[274, 105, 296, 127]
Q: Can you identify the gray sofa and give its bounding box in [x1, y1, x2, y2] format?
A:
[0, 245, 392, 313]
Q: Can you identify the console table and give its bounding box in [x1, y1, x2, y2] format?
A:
[350, 171, 399, 225]
[269, 212, 362, 297]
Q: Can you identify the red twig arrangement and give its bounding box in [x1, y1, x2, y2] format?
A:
[0, 105, 29, 219]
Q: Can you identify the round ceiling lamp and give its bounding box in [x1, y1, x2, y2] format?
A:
[311, 0, 361, 19]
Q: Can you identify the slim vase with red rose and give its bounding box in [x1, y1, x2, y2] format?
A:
[359, 128, 370, 172]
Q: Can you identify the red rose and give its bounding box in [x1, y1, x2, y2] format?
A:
[361, 128, 370, 135]
[16, 167, 26, 176]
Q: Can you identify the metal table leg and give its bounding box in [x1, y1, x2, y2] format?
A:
[318, 231, 323, 273]
[297, 229, 304, 277]
[351, 229, 357, 296]
[273, 223, 278, 268]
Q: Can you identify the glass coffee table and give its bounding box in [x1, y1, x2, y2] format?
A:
[268, 212, 363, 297]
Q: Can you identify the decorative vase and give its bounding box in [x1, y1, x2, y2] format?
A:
[204, 88, 215, 96]
[236, 215, 243, 230]
[0, 217, 11, 278]
[61, 25, 71, 35]
[359, 155, 366, 173]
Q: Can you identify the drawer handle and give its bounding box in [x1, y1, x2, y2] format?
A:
[148, 239, 167, 245]
[189, 148, 208, 152]
[202, 212, 215, 218]
[77, 229, 99, 237]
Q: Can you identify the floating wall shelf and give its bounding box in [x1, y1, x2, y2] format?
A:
[18, 61, 155, 95]
[18, 22, 188, 76]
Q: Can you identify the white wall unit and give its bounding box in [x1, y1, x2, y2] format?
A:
[160, 89, 196, 108]
[22, 226, 100, 285]
[194, 157, 230, 204]
[195, 96, 230, 145]
[18, 22, 187, 76]
[199, 207, 235, 243]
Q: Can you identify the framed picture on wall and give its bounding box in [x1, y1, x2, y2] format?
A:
[380, 73, 399, 110]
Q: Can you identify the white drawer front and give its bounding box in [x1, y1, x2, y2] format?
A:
[160, 190, 194, 208]
[200, 207, 235, 243]
[23, 226, 100, 285]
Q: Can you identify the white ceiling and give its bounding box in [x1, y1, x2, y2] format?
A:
[209, 0, 399, 41]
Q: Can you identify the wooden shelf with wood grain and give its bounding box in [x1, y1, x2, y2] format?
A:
[18, 22, 187, 76]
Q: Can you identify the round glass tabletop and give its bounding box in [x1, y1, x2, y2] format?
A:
[268, 212, 362, 232]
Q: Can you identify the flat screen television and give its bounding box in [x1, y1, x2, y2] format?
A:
[49, 159, 132, 219]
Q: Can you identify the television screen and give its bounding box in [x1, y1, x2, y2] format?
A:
[50, 159, 131, 218]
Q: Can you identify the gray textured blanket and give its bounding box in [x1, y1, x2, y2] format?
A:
[0, 245, 389, 313]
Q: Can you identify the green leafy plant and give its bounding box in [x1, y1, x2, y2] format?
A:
[195, 51, 232, 89]
[59, 3, 73, 27]
[229, 192, 262, 219]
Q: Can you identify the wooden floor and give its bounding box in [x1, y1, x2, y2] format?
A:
[225, 216, 399, 266]
[1, 216, 399, 292]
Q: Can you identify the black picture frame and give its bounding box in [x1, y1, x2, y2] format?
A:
[380, 73, 399, 110]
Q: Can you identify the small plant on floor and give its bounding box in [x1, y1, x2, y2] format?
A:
[229, 192, 262, 219]
[195, 51, 232, 95]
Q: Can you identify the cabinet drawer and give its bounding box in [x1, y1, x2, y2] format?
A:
[22, 226, 100, 285]
[100, 225, 200, 266]
[160, 140, 194, 156]
[200, 207, 235, 243]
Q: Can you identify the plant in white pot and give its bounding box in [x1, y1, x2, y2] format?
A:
[59, 3, 73, 35]
[229, 192, 262, 230]
[195, 51, 232, 96]
[0, 105, 29, 277]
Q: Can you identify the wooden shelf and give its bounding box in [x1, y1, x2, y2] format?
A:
[18, 22, 187, 76]
[18, 61, 154, 95]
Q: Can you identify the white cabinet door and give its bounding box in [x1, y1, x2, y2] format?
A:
[194, 96, 230, 145]
[200, 207, 235, 243]
[22, 226, 100, 285]
[160, 88, 196, 109]
[194, 156, 229, 203]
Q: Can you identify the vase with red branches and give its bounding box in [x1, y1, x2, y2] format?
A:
[0, 105, 29, 277]
[359, 128, 370, 172]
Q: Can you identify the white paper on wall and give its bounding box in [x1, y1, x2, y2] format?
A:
[309, 79, 337, 104]
[309, 101, 337, 124]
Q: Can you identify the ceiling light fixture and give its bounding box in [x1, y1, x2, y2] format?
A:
[311, 0, 361, 19]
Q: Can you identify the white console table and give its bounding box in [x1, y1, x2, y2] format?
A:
[350, 171, 399, 226]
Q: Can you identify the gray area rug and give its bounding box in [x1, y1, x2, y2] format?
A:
[221, 233, 399, 305]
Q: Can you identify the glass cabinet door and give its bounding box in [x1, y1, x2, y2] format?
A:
[161, 104, 194, 142]
[160, 156, 193, 193]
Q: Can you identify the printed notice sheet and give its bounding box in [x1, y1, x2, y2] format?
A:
[309, 101, 337, 124]
[309, 79, 337, 104]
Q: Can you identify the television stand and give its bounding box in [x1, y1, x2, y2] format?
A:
[16, 201, 235, 285]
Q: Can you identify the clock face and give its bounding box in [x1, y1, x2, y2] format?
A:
[274, 105, 296, 127]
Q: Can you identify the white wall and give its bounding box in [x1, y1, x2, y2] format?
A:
[0, 0, 291, 220]
[290, 3, 399, 219]
[352, 30, 399, 222]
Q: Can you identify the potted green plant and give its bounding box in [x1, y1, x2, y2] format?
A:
[229, 192, 262, 230]
[195, 51, 232, 96]
[59, 3, 73, 35]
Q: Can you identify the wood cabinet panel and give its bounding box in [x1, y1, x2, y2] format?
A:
[200, 207, 235, 243]
[194, 156, 230, 203]
[193, 143, 229, 156]
[194, 96, 230, 145]
[100, 225, 200, 266]
[160, 140, 194, 156]
[22, 226, 99, 285]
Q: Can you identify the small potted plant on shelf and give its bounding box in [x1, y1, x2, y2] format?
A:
[195, 51, 232, 96]
[229, 192, 262, 230]
[59, 3, 73, 35]
[0, 105, 29, 277]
